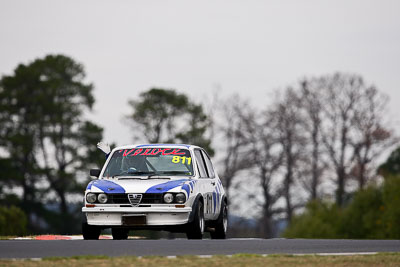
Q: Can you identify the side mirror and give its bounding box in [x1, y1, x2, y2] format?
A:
[90, 169, 101, 178]
[97, 142, 111, 154]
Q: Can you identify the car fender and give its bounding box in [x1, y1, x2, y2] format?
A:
[217, 194, 227, 218]
[221, 194, 227, 206]
[188, 193, 203, 223]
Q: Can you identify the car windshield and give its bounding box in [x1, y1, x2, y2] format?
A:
[102, 147, 194, 178]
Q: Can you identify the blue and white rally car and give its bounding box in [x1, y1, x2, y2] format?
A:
[82, 144, 227, 240]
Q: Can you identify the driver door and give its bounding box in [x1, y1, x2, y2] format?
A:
[194, 149, 217, 220]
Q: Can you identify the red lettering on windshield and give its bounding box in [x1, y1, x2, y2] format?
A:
[150, 148, 160, 155]
[120, 148, 187, 156]
[157, 148, 169, 155]
[123, 149, 134, 157]
[141, 148, 152, 155]
[171, 149, 185, 155]
[162, 149, 173, 155]
[132, 149, 143, 156]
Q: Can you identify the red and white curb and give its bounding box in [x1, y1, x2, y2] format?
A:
[12, 235, 112, 240]
[12, 235, 146, 240]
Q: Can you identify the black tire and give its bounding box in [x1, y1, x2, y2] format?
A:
[210, 201, 228, 239]
[112, 228, 129, 240]
[186, 201, 204, 239]
[82, 223, 101, 240]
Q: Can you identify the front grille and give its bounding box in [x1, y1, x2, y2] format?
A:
[142, 193, 163, 204]
[108, 194, 129, 204]
[128, 194, 142, 206]
[107, 193, 163, 205]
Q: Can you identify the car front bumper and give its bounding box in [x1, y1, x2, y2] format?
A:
[82, 206, 192, 226]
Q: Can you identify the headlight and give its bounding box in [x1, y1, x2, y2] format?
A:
[86, 193, 97, 203]
[98, 193, 108, 204]
[163, 193, 173, 203]
[175, 193, 186, 203]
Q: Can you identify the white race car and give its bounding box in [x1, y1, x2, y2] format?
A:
[82, 144, 227, 240]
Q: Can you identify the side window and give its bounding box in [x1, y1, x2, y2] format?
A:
[194, 150, 208, 178]
[201, 150, 215, 178]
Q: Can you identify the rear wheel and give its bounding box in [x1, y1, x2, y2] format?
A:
[210, 201, 228, 239]
[112, 228, 129, 240]
[82, 223, 101, 240]
[186, 201, 204, 239]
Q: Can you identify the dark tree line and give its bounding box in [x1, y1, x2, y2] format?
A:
[0, 56, 214, 235]
[0, 55, 104, 233]
[127, 88, 214, 155]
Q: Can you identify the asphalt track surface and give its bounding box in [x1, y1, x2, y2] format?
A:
[1, 239, 400, 258]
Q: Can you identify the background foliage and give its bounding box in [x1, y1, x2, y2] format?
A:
[0, 54, 399, 238]
[0, 205, 27, 236]
[284, 175, 400, 239]
[0, 54, 104, 234]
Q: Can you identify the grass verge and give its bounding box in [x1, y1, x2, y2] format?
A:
[0, 253, 399, 266]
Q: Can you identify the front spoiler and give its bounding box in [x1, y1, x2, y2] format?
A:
[82, 206, 191, 213]
[82, 206, 192, 226]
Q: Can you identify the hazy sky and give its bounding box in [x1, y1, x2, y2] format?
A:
[1, 0, 400, 146]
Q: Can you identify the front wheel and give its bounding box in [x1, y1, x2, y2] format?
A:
[210, 201, 228, 239]
[112, 228, 129, 240]
[186, 201, 204, 239]
[82, 223, 101, 240]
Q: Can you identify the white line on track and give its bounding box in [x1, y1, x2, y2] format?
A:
[166, 256, 177, 259]
[165, 252, 380, 258]
[6, 252, 381, 261]
[293, 252, 378, 256]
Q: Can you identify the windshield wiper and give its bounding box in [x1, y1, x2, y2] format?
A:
[114, 171, 191, 179]
[153, 171, 191, 176]
[146, 171, 190, 178]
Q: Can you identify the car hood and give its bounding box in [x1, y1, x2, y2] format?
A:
[86, 178, 191, 194]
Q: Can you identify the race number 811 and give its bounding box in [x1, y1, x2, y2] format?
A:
[172, 156, 192, 164]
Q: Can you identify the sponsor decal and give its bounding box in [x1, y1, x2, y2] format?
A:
[182, 184, 190, 197]
[171, 156, 192, 164]
[86, 181, 93, 190]
[182, 180, 197, 197]
[118, 148, 186, 157]
[89, 180, 125, 193]
[145, 179, 188, 193]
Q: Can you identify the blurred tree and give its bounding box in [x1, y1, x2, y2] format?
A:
[0, 54, 104, 233]
[284, 175, 400, 239]
[243, 107, 284, 237]
[175, 103, 214, 155]
[128, 88, 188, 143]
[297, 79, 326, 201]
[127, 88, 214, 155]
[350, 86, 397, 189]
[216, 95, 253, 196]
[318, 73, 363, 207]
[270, 88, 305, 221]
[378, 146, 400, 176]
[381, 175, 400, 238]
[0, 60, 47, 231]
[340, 185, 384, 239]
[313, 73, 396, 206]
[0, 205, 27, 236]
[283, 200, 342, 239]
